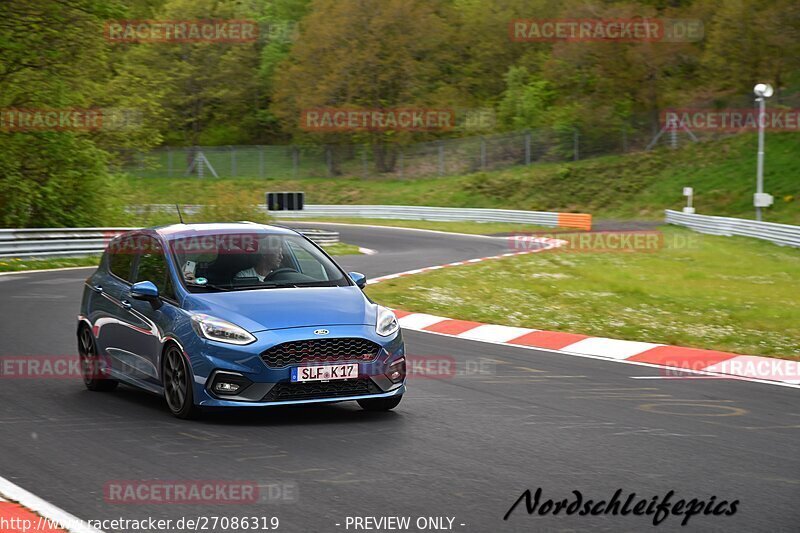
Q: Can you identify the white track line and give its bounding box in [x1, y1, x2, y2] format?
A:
[0, 476, 104, 533]
[404, 327, 800, 390]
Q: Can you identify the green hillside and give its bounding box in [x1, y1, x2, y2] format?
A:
[120, 133, 800, 225]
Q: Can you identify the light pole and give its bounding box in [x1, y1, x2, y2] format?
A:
[753, 83, 774, 221]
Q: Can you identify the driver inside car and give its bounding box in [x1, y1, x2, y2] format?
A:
[234, 238, 285, 282]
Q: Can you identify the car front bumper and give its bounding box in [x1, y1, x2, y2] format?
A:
[183, 324, 406, 408]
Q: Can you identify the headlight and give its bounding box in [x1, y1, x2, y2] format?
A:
[376, 306, 399, 337]
[190, 314, 256, 345]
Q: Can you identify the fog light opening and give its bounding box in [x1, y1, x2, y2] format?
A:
[208, 371, 252, 396]
[386, 357, 406, 383]
[214, 382, 241, 394]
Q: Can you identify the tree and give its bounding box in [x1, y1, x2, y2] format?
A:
[271, 0, 455, 172]
[0, 0, 125, 227]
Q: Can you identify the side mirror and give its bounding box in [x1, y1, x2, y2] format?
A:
[131, 281, 159, 301]
[349, 272, 367, 289]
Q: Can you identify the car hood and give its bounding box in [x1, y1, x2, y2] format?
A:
[184, 286, 377, 333]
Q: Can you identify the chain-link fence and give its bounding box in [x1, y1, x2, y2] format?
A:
[120, 126, 715, 180]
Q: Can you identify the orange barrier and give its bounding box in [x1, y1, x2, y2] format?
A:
[556, 213, 592, 231]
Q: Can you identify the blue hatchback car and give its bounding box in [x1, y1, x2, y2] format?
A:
[77, 223, 405, 419]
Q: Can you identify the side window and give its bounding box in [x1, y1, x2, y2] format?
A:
[108, 236, 136, 282]
[134, 237, 176, 301]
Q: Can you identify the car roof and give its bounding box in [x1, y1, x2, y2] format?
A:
[151, 222, 297, 240]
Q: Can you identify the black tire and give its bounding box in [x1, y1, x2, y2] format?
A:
[357, 395, 403, 412]
[78, 326, 118, 392]
[162, 344, 200, 419]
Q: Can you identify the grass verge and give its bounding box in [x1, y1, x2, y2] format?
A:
[0, 256, 101, 273]
[366, 226, 800, 360]
[320, 242, 362, 255]
[118, 133, 800, 225]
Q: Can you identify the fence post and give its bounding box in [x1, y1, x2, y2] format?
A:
[230, 146, 236, 177]
[292, 146, 299, 177]
[622, 126, 628, 153]
[326, 145, 333, 177]
[438, 141, 445, 176]
[362, 146, 369, 178]
[573, 130, 580, 161]
[524, 130, 531, 165]
[398, 149, 404, 178]
[480, 137, 486, 170]
[259, 146, 265, 178]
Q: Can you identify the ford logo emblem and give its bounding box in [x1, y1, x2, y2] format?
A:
[313, 329, 329, 335]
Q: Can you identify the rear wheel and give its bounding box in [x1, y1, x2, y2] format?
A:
[357, 395, 403, 412]
[78, 326, 117, 392]
[163, 345, 200, 419]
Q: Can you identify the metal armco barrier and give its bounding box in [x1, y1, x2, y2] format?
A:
[665, 209, 800, 248]
[0, 227, 339, 258]
[273, 205, 593, 230]
[126, 204, 593, 230]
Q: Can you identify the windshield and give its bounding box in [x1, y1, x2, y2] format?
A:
[170, 232, 349, 291]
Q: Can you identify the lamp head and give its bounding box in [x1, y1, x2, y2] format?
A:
[754, 83, 774, 98]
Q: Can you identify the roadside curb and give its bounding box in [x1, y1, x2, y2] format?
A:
[0, 476, 101, 533]
[392, 310, 800, 387]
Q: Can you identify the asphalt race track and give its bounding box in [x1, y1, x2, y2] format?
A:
[0, 223, 797, 532]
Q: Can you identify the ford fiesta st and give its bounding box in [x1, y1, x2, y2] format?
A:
[77, 223, 405, 419]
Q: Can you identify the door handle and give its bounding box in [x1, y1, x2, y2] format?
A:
[121, 299, 132, 310]
[91, 285, 103, 294]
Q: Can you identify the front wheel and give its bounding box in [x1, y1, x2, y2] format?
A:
[163, 345, 200, 419]
[357, 395, 403, 412]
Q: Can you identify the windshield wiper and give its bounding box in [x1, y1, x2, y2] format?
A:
[231, 283, 298, 290]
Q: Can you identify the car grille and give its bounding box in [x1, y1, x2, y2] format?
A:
[262, 379, 381, 402]
[260, 338, 382, 368]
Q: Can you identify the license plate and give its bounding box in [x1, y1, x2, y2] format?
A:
[291, 363, 358, 382]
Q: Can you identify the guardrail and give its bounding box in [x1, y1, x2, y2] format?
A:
[126, 203, 593, 229]
[0, 227, 339, 258]
[665, 210, 800, 248]
[271, 204, 593, 230]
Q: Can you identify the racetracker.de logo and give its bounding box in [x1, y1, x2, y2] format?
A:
[0, 108, 102, 132]
[0, 356, 86, 379]
[105, 20, 258, 43]
[508, 231, 700, 253]
[300, 108, 456, 132]
[104, 233, 275, 255]
[104, 481, 297, 504]
[509, 18, 703, 43]
[661, 109, 800, 132]
[0, 108, 142, 132]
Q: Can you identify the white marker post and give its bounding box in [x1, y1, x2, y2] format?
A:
[682, 187, 695, 214]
